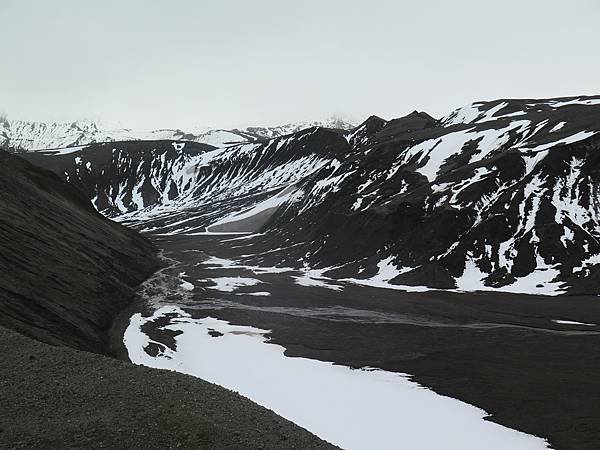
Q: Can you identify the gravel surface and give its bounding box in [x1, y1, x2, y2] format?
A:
[0, 325, 336, 450]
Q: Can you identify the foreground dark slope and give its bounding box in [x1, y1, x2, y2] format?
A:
[0, 150, 158, 353]
[0, 326, 334, 450]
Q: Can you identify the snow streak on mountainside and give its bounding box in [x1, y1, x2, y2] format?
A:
[0, 116, 354, 151]
[22, 95, 600, 296]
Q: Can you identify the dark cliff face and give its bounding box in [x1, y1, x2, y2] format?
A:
[0, 150, 158, 353]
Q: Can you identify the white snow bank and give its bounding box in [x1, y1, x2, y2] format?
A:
[293, 267, 342, 291]
[454, 258, 489, 291]
[347, 255, 565, 296]
[179, 280, 194, 291]
[236, 291, 271, 296]
[552, 319, 596, 326]
[344, 257, 429, 292]
[185, 231, 252, 236]
[206, 185, 299, 232]
[124, 306, 551, 450]
[208, 277, 262, 292]
[455, 257, 565, 296]
[177, 272, 195, 291]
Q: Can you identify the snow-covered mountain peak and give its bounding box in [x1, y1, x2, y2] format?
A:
[239, 116, 355, 140]
[0, 115, 356, 152]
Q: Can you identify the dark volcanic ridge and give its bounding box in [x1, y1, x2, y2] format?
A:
[20, 94, 600, 296]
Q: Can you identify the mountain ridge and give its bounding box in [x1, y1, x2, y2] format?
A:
[0, 115, 355, 152]
[20, 94, 600, 296]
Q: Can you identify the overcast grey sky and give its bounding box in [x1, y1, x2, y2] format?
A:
[1, 0, 599, 129]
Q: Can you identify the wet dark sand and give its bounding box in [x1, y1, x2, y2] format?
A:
[154, 233, 600, 450]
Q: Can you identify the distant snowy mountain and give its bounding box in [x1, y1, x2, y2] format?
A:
[0, 116, 354, 151]
[22, 95, 600, 296]
[240, 117, 355, 140]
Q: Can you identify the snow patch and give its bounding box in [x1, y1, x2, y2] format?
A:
[208, 277, 262, 292]
[293, 267, 342, 291]
[124, 306, 551, 450]
[552, 319, 596, 326]
[344, 257, 428, 292]
[454, 256, 565, 296]
[180, 281, 194, 291]
[207, 185, 300, 232]
[237, 291, 272, 297]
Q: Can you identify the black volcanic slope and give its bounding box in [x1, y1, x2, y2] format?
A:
[0, 325, 334, 450]
[0, 150, 158, 353]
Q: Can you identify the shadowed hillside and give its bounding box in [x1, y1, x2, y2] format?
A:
[0, 150, 158, 353]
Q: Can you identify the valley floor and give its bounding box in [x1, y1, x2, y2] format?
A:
[126, 233, 600, 450]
